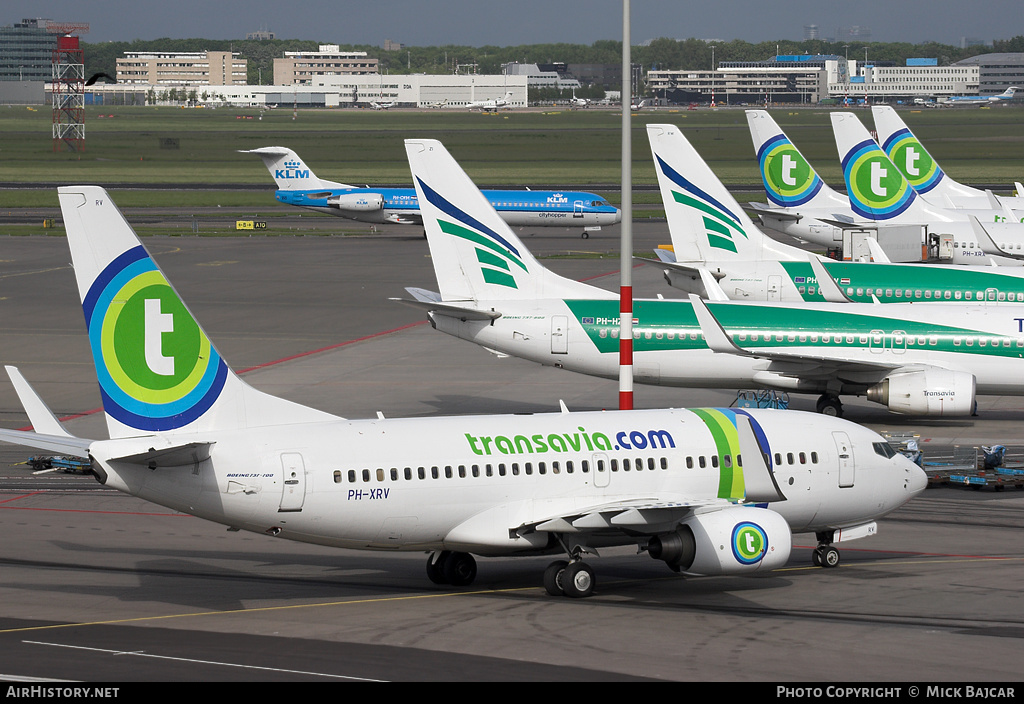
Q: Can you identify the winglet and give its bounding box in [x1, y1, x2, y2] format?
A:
[735, 413, 786, 503]
[806, 257, 853, 303]
[969, 215, 1024, 260]
[5, 366, 73, 437]
[698, 268, 731, 302]
[687, 295, 746, 355]
[863, 236, 892, 263]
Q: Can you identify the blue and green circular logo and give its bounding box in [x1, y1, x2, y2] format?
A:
[842, 140, 916, 219]
[84, 246, 227, 431]
[882, 128, 942, 194]
[731, 521, 769, 565]
[757, 135, 823, 207]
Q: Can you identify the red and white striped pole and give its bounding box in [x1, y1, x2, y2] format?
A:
[619, 0, 633, 410]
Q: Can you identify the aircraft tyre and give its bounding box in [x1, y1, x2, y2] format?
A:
[543, 560, 569, 596]
[426, 550, 451, 584]
[816, 394, 843, 417]
[816, 545, 841, 568]
[444, 552, 478, 586]
[581, 232, 589, 239]
[561, 561, 596, 598]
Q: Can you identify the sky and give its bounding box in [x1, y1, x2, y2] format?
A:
[12, 1, 1024, 47]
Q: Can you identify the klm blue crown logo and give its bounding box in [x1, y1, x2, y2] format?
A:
[276, 160, 311, 180]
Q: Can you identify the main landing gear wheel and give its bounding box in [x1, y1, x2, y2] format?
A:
[580, 232, 590, 239]
[816, 394, 843, 417]
[812, 545, 841, 568]
[543, 560, 569, 596]
[543, 560, 595, 597]
[425, 550, 478, 586]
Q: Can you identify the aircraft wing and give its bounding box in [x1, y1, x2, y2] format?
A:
[513, 412, 785, 538]
[518, 497, 730, 536]
[391, 287, 502, 321]
[688, 295, 906, 381]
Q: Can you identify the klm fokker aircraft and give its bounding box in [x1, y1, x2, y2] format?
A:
[646, 123, 1024, 304]
[0, 187, 924, 596]
[871, 105, 1024, 215]
[746, 110, 1024, 264]
[244, 146, 620, 238]
[401, 139, 1024, 419]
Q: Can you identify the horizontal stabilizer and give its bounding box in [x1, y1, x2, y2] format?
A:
[109, 441, 214, 468]
[392, 288, 501, 321]
[817, 217, 875, 230]
[0, 428, 92, 458]
[746, 203, 803, 222]
[652, 248, 676, 264]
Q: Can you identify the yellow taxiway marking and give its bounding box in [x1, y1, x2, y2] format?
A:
[0, 586, 539, 634]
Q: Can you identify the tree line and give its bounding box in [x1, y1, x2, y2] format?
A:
[82, 36, 1024, 91]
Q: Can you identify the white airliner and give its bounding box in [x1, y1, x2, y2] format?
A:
[467, 91, 513, 111]
[0, 186, 926, 597]
[943, 86, 1018, 105]
[746, 109, 1024, 264]
[871, 105, 1024, 214]
[370, 101, 396, 110]
[401, 139, 1024, 419]
[570, 90, 591, 108]
[646, 123, 1024, 304]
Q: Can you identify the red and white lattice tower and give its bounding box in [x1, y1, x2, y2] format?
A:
[50, 24, 89, 153]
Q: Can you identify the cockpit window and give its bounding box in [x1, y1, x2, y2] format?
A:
[872, 442, 897, 459]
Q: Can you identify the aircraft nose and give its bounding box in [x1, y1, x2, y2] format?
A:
[906, 459, 928, 497]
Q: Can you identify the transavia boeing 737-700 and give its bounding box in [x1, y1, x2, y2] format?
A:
[244, 146, 620, 238]
[745, 110, 1024, 263]
[645, 123, 1024, 304]
[399, 138, 1024, 419]
[0, 186, 925, 597]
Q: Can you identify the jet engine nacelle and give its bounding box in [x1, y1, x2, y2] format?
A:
[866, 369, 976, 416]
[648, 506, 791, 575]
[329, 193, 384, 212]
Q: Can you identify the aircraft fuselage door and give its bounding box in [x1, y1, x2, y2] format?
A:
[551, 315, 568, 354]
[573, 200, 584, 218]
[833, 432, 854, 488]
[279, 452, 307, 512]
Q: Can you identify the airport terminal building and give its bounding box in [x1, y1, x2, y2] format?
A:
[85, 72, 528, 109]
[650, 54, 994, 104]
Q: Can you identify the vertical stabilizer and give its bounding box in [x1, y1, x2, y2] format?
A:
[871, 105, 979, 201]
[745, 110, 848, 211]
[830, 112, 933, 222]
[57, 187, 338, 439]
[404, 140, 609, 302]
[240, 147, 352, 190]
[647, 123, 804, 263]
